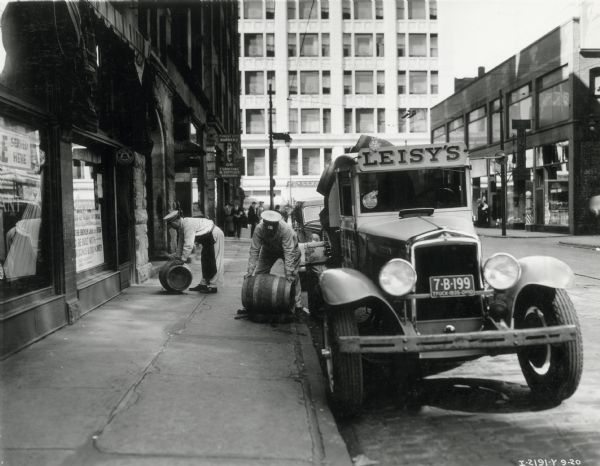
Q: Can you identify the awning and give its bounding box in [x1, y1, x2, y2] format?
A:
[174, 141, 205, 169]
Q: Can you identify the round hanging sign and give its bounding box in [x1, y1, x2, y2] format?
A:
[116, 148, 134, 166]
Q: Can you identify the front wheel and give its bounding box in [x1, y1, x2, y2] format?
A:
[515, 288, 583, 405]
[323, 309, 363, 418]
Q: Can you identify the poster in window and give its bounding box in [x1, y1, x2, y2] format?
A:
[73, 179, 104, 271]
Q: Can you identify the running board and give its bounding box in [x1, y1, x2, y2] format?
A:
[337, 325, 577, 354]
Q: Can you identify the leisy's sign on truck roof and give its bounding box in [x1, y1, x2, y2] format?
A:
[356, 142, 468, 172]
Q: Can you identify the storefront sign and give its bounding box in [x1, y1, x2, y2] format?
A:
[286, 180, 319, 188]
[0, 127, 41, 171]
[356, 143, 468, 171]
[73, 179, 104, 272]
[115, 147, 134, 166]
[219, 163, 240, 178]
[218, 134, 241, 143]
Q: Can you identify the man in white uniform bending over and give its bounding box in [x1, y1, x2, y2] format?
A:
[164, 211, 224, 293]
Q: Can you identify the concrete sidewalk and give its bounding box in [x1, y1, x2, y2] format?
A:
[476, 227, 600, 249]
[0, 239, 351, 466]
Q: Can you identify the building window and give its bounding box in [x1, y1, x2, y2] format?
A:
[0, 118, 49, 300]
[430, 34, 438, 57]
[490, 99, 502, 143]
[301, 109, 320, 133]
[288, 71, 298, 94]
[322, 71, 331, 94]
[266, 0, 275, 19]
[288, 0, 296, 19]
[375, 0, 384, 18]
[244, 33, 263, 57]
[323, 108, 332, 133]
[397, 33, 405, 57]
[430, 0, 437, 19]
[266, 33, 275, 57]
[538, 67, 569, 127]
[377, 108, 386, 133]
[467, 106, 487, 148]
[289, 108, 299, 133]
[342, 0, 351, 19]
[448, 116, 464, 142]
[290, 148, 299, 175]
[302, 148, 321, 175]
[344, 71, 352, 94]
[246, 109, 265, 134]
[247, 149, 266, 176]
[245, 71, 264, 95]
[343, 33, 352, 57]
[376, 70, 385, 94]
[407, 0, 426, 19]
[244, 0, 263, 19]
[376, 33, 384, 57]
[324, 148, 333, 166]
[299, 0, 317, 18]
[344, 109, 353, 133]
[397, 0, 405, 19]
[410, 108, 427, 133]
[398, 108, 408, 132]
[398, 71, 406, 94]
[430, 70, 438, 94]
[288, 33, 297, 57]
[356, 109, 374, 133]
[409, 71, 427, 94]
[535, 141, 569, 226]
[300, 71, 319, 94]
[432, 126, 446, 143]
[355, 34, 373, 57]
[354, 0, 372, 19]
[355, 71, 373, 94]
[322, 33, 330, 56]
[508, 84, 532, 131]
[408, 33, 427, 57]
[267, 70, 275, 91]
[321, 0, 329, 18]
[300, 33, 319, 56]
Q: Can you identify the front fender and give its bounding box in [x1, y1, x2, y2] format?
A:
[319, 268, 394, 312]
[503, 255, 574, 306]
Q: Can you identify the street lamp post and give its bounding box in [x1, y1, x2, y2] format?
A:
[267, 84, 292, 210]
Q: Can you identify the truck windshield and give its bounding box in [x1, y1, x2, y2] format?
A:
[358, 167, 467, 213]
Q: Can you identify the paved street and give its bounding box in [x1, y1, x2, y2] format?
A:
[331, 234, 600, 466]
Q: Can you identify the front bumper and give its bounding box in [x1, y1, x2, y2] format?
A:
[337, 325, 577, 354]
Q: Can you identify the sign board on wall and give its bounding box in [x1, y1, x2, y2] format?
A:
[0, 127, 41, 171]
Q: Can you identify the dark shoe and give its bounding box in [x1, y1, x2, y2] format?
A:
[188, 283, 205, 291]
[199, 286, 217, 294]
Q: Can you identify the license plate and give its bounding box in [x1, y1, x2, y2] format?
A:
[429, 274, 475, 297]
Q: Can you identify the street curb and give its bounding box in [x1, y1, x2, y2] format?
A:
[295, 320, 353, 466]
[558, 241, 600, 250]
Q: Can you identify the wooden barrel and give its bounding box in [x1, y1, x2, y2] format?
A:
[242, 274, 294, 315]
[159, 260, 193, 292]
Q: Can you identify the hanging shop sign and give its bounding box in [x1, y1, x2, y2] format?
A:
[115, 147, 134, 166]
[219, 162, 240, 178]
[218, 134, 241, 143]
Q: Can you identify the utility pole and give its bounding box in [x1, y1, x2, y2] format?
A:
[268, 84, 275, 210]
[499, 90, 507, 237]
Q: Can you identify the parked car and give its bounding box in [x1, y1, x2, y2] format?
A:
[313, 135, 582, 417]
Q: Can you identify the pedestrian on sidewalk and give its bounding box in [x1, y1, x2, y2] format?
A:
[248, 201, 259, 237]
[232, 201, 245, 239]
[245, 210, 306, 313]
[164, 211, 224, 293]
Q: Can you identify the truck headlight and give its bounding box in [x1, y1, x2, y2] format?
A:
[379, 259, 417, 296]
[483, 253, 521, 290]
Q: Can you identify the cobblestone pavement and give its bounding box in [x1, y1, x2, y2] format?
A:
[313, 237, 600, 466]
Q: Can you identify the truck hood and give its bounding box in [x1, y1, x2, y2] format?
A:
[358, 212, 476, 244]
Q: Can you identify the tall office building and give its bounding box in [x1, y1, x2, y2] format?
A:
[239, 0, 439, 205]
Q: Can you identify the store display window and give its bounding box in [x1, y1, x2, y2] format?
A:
[534, 141, 569, 226]
[0, 116, 50, 300]
[72, 145, 108, 273]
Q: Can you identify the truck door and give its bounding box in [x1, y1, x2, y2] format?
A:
[337, 170, 358, 268]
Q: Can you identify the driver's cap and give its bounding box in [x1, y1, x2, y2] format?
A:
[261, 210, 282, 224]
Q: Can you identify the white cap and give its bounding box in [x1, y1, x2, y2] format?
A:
[163, 210, 180, 223]
[261, 210, 282, 224]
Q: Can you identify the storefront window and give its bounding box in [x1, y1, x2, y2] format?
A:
[535, 141, 569, 226]
[72, 146, 107, 273]
[1, 117, 49, 300]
